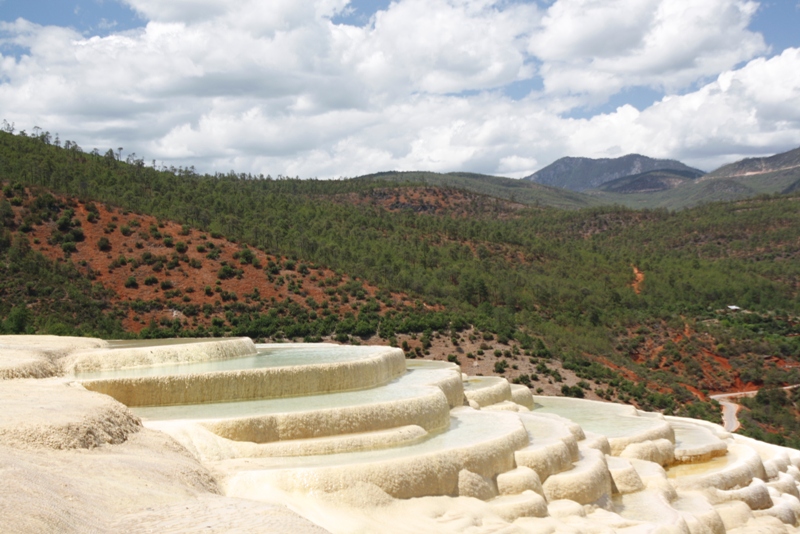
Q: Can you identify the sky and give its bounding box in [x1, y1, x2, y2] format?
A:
[0, 0, 799, 178]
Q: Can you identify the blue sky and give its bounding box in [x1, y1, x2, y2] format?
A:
[0, 0, 142, 36]
[1, 0, 799, 177]
[3, 1, 797, 50]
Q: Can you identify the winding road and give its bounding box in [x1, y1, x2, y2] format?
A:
[709, 392, 753, 432]
[710, 385, 800, 432]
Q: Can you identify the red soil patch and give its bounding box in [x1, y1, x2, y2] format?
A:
[11, 193, 422, 334]
[595, 356, 641, 382]
[683, 384, 706, 401]
[767, 356, 800, 370]
[704, 349, 732, 371]
[631, 265, 644, 294]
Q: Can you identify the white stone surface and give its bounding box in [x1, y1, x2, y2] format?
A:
[4, 335, 800, 533]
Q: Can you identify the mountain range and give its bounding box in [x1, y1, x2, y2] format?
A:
[351, 145, 800, 211]
[523, 154, 704, 192]
[584, 148, 800, 213]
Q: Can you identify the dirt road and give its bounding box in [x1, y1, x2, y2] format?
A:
[709, 392, 753, 432]
[711, 385, 800, 433]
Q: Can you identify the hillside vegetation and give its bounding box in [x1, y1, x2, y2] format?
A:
[354, 171, 600, 209]
[2, 129, 800, 429]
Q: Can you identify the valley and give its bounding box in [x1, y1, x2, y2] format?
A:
[1, 129, 800, 446]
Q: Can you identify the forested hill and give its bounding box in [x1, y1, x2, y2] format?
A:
[3, 129, 800, 444]
[353, 170, 600, 209]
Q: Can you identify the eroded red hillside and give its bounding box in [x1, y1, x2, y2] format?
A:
[12, 193, 419, 334]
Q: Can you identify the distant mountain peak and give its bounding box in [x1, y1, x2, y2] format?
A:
[524, 154, 704, 192]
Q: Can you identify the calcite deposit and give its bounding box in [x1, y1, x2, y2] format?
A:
[2, 335, 800, 533]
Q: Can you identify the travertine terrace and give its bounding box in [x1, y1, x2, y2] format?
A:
[3, 335, 800, 533]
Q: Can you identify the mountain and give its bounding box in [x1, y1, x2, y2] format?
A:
[588, 145, 800, 210]
[703, 145, 800, 181]
[597, 168, 703, 194]
[524, 154, 704, 192]
[697, 145, 800, 196]
[783, 178, 800, 195]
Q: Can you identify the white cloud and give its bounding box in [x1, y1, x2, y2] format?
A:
[0, 0, 797, 181]
[554, 47, 800, 169]
[333, 0, 538, 96]
[530, 0, 767, 100]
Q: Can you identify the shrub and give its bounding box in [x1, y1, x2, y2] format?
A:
[144, 276, 158, 286]
[513, 374, 531, 386]
[97, 237, 111, 251]
[561, 385, 585, 398]
[235, 247, 256, 265]
[218, 264, 236, 280]
[69, 228, 85, 242]
[56, 213, 72, 231]
[266, 261, 280, 275]
[124, 276, 138, 288]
